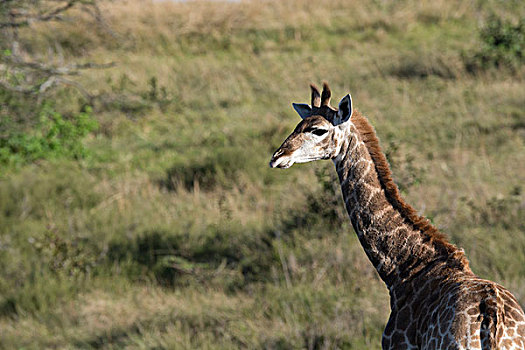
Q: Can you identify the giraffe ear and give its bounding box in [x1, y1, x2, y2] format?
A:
[292, 103, 312, 120]
[335, 94, 353, 125]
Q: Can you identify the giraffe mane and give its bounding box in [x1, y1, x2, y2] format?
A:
[350, 110, 470, 269]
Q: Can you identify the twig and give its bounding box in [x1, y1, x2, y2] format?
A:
[0, 0, 116, 101]
[5, 55, 115, 76]
[0, 0, 79, 28]
[54, 76, 93, 100]
[81, 1, 120, 39]
[0, 79, 35, 94]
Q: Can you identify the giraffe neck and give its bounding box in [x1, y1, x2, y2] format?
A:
[332, 113, 470, 290]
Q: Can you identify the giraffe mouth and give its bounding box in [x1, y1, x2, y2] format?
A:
[269, 153, 293, 169]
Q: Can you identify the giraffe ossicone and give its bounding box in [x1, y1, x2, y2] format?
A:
[270, 83, 525, 349]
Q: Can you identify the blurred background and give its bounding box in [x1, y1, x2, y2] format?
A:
[1, 0, 524, 348]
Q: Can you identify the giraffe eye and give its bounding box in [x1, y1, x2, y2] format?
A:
[311, 129, 328, 136]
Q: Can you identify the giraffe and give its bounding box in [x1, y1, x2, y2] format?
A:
[269, 83, 525, 349]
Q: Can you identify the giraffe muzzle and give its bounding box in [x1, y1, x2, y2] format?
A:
[269, 150, 293, 169]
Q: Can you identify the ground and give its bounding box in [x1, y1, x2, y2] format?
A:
[0, 0, 524, 348]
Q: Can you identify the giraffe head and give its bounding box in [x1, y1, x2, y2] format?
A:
[269, 83, 353, 169]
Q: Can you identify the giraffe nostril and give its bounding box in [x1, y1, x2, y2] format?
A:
[273, 149, 284, 158]
[269, 157, 279, 168]
[269, 154, 278, 168]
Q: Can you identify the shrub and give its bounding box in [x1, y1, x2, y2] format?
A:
[106, 225, 279, 288]
[31, 230, 100, 277]
[161, 147, 258, 191]
[466, 16, 525, 72]
[0, 104, 98, 167]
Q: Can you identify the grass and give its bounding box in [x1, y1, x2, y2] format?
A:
[1, 0, 525, 348]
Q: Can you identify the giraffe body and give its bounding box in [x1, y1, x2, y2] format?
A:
[386, 270, 525, 349]
[269, 83, 525, 349]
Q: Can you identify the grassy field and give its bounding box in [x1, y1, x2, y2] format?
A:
[1, 0, 524, 348]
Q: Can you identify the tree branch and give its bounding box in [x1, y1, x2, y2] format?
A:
[4, 55, 115, 75]
[0, 79, 36, 94]
[0, 0, 116, 104]
[0, 0, 80, 28]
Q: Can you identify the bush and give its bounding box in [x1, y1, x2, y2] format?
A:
[0, 104, 98, 167]
[31, 230, 100, 278]
[466, 16, 525, 72]
[285, 166, 348, 231]
[161, 147, 258, 191]
[106, 226, 278, 288]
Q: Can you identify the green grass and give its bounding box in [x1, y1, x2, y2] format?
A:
[1, 0, 524, 348]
